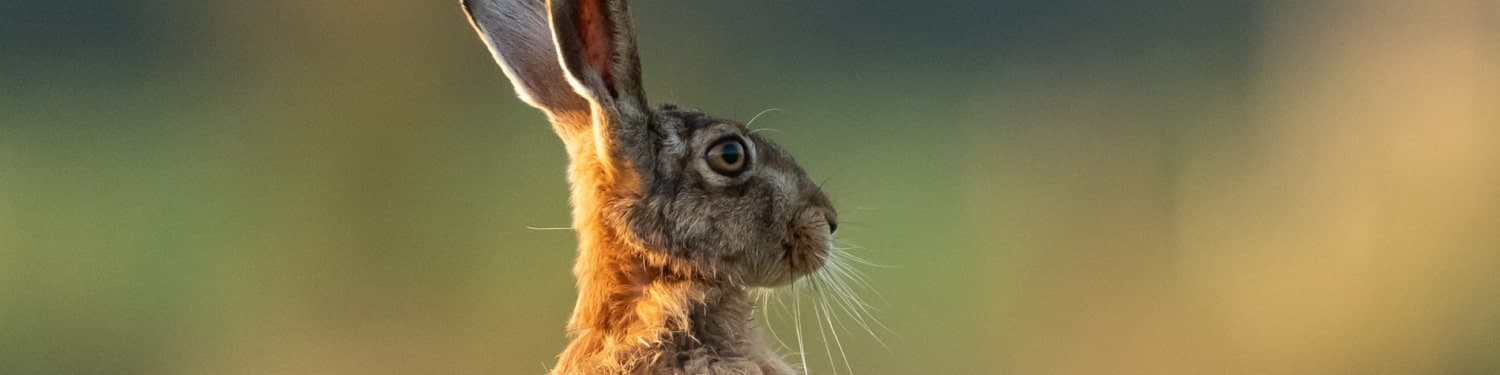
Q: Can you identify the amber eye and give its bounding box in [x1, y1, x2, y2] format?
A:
[705, 137, 749, 177]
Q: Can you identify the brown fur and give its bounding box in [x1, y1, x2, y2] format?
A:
[461, 1, 836, 373]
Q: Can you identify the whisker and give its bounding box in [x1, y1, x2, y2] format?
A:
[821, 255, 893, 349]
[840, 253, 899, 270]
[792, 282, 809, 375]
[768, 234, 894, 372]
[818, 286, 854, 375]
[744, 107, 784, 129]
[811, 277, 840, 375]
[758, 289, 794, 351]
[816, 175, 833, 191]
[832, 242, 900, 270]
[836, 261, 893, 335]
[826, 257, 887, 303]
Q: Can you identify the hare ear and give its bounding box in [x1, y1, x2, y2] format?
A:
[462, 0, 590, 136]
[548, 0, 653, 178]
[548, 0, 648, 120]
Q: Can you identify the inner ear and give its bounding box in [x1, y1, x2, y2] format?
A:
[574, 1, 618, 99]
[552, 0, 638, 103]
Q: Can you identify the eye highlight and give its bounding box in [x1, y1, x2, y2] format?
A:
[704, 137, 750, 177]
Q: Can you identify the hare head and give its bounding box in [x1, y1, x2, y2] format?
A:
[463, 0, 836, 373]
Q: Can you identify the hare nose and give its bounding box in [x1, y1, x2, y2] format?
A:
[825, 215, 839, 234]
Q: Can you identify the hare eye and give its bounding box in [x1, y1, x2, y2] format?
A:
[705, 137, 749, 177]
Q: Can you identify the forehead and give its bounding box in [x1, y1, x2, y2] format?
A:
[655, 106, 796, 161]
[652, 106, 794, 154]
[655, 107, 743, 134]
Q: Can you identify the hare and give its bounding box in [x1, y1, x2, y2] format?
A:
[460, 0, 840, 374]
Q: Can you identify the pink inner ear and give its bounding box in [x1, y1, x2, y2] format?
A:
[577, 0, 617, 99]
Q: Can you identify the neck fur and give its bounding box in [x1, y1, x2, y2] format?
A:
[551, 144, 764, 373]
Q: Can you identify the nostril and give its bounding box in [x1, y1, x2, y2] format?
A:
[826, 216, 839, 234]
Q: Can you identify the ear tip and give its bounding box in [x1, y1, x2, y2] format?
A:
[458, 0, 488, 23]
[458, 0, 483, 14]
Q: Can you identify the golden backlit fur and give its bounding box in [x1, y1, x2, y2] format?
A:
[461, 0, 837, 373]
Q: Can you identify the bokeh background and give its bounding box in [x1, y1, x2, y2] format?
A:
[3, 0, 1498, 374]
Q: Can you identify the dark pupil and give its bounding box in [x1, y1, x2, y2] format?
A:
[719, 143, 742, 164]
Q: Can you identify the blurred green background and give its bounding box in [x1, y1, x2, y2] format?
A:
[2, 1, 1498, 374]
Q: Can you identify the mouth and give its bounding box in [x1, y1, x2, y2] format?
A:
[782, 208, 836, 278]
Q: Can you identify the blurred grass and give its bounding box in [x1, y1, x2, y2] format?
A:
[3, 0, 1498, 374]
